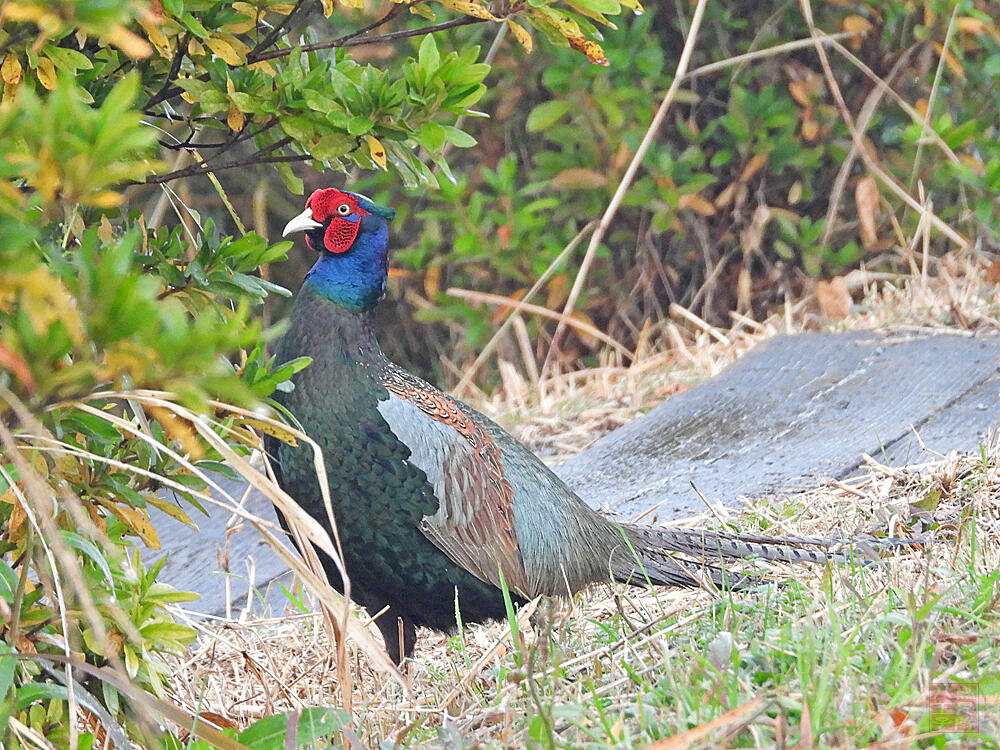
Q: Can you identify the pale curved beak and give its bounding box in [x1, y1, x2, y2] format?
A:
[282, 208, 322, 237]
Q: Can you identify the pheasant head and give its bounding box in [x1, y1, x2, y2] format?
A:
[283, 188, 396, 311]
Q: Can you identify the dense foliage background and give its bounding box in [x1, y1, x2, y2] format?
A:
[0, 0, 997, 745]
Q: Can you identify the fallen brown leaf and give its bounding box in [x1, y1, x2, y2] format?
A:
[816, 277, 852, 320]
[855, 175, 880, 249]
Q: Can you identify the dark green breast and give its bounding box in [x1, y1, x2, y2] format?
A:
[270, 284, 510, 632]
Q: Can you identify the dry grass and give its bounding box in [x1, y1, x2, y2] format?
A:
[164, 253, 1000, 747]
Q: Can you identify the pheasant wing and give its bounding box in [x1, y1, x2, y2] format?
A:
[376, 366, 532, 597]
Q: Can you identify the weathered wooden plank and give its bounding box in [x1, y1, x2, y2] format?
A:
[556, 332, 1000, 519]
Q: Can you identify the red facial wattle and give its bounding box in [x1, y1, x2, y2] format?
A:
[305, 189, 371, 254]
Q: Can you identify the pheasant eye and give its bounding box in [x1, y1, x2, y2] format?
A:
[337, 203, 352, 215]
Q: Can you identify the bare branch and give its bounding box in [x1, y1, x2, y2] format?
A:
[249, 15, 488, 64]
[140, 151, 309, 185]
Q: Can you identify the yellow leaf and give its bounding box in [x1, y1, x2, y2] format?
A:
[438, 0, 498, 21]
[269, 3, 297, 12]
[956, 16, 1000, 41]
[788, 80, 812, 108]
[83, 501, 107, 535]
[956, 17, 988, 35]
[409, 3, 436, 20]
[320, 0, 337, 14]
[536, 8, 583, 38]
[366, 134, 387, 170]
[240, 418, 298, 446]
[506, 20, 533, 53]
[957, 153, 985, 175]
[34, 145, 61, 198]
[224, 34, 251, 60]
[842, 14, 872, 50]
[35, 57, 57, 90]
[146, 495, 198, 529]
[249, 59, 276, 76]
[618, 0, 643, 14]
[678, 193, 716, 216]
[1, 2, 48, 23]
[206, 36, 245, 65]
[931, 41, 965, 79]
[1, 53, 23, 85]
[738, 152, 768, 183]
[227, 103, 245, 131]
[2, 81, 19, 104]
[222, 19, 257, 33]
[149, 406, 205, 460]
[87, 190, 123, 209]
[801, 117, 819, 141]
[423, 264, 441, 299]
[98, 215, 114, 243]
[0, 267, 85, 344]
[137, 17, 172, 57]
[8, 494, 26, 542]
[105, 24, 153, 58]
[568, 36, 609, 66]
[99, 501, 160, 549]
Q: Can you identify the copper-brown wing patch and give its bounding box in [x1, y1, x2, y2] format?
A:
[381, 366, 529, 595]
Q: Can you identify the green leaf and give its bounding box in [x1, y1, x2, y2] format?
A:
[310, 133, 355, 161]
[440, 124, 476, 148]
[44, 46, 94, 73]
[16, 682, 70, 709]
[346, 115, 371, 135]
[275, 162, 304, 194]
[0, 559, 17, 603]
[238, 707, 349, 748]
[180, 11, 211, 39]
[526, 99, 572, 133]
[0, 643, 16, 702]
[139, 622, 197, 643]
[417, 35, 440, 79]
[61, 531, 116, 593]
[161, 0, 184, 15]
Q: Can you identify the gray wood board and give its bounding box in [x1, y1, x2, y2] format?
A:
[149, 331, 1000, 615]
[556, 331, 1000, 520]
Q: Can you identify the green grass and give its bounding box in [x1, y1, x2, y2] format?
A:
[168, 442, 1000, 749]
[373, 445, 1000, 749]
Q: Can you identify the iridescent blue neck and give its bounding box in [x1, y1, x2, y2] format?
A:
[303, 215, 389, 312]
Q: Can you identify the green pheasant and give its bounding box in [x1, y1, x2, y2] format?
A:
[271, 187, 892, 662]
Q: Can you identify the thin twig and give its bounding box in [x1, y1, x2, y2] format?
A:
[447, 287, 633, 359]
[250, 15, 489, 64]
[818, 47, 916, 250]
[144, 33, 190, 111]
[453, 222, 595, 397]
[798, 0, 969, 250]
[908, 3, 960, 191]
[682, 30, 862, 81]
[540, 0, 710, 379]
[141, 152, 309, 185]
[246, 0, 309, 61]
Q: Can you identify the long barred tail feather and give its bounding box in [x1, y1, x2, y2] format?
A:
[622, 523, 926, 575]
[612, 549, 773, 591]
